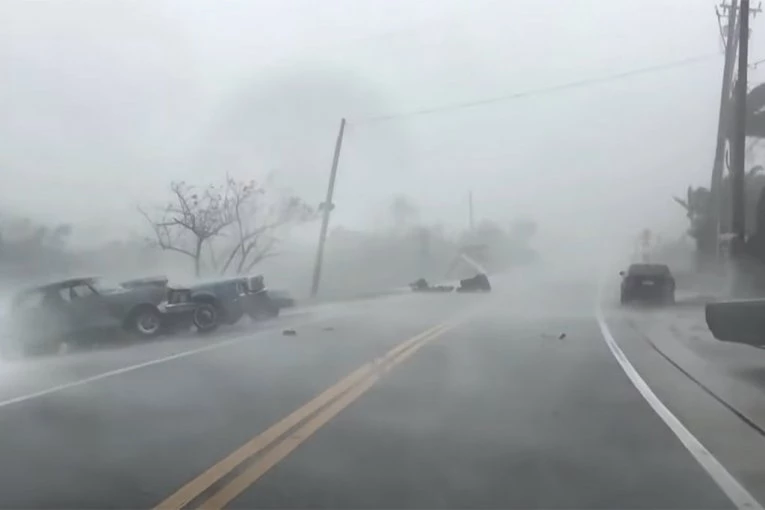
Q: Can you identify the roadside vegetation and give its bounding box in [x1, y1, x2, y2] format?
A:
[0, 185, 538, 299]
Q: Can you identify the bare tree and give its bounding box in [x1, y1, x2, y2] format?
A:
[218, 176, 314, 275]
[140, 181, 235, 276]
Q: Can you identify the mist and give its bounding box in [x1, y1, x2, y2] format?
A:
[0, 0, 743, 294]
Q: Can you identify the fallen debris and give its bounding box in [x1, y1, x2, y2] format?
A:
[322, 326, 335, 332]
[409, 278, 454, 293]
[282, 329, 297, 336]
[456, 273, 491, 293]
[408, 273, 492, 294]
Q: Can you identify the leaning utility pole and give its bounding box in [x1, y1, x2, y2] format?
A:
[310, 118, 346, 298]
[711, 0, 739, 259]
[731, 0, 750, 256]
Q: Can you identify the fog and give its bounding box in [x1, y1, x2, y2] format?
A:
[0, 0, 752, 294]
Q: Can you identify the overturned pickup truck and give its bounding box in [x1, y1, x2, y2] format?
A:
[409, 273, 492, 293]
[706, 299, 765, 347]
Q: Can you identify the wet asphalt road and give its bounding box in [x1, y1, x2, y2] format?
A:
[0, 276, 747, 509]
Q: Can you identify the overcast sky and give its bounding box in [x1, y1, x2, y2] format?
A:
[0, 0, 759, 250]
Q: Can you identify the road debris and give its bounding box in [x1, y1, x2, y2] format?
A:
[282, 329, 297, 336]
[541, 332, 567, 341]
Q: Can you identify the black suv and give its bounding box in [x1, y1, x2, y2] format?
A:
[620, 263, 675, 305]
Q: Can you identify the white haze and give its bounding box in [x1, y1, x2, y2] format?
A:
[0, 0, 758, 270]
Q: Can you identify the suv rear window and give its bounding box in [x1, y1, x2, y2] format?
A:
[628, 264, 670, 277]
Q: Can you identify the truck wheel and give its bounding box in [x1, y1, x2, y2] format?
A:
[129, 306, 163, 338]
[193, 303, 219, 334]
[620, 293, 630, 305]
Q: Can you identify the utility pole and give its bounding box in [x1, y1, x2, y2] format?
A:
[731, 0, 750, 256]
[711, 0, 739, 260]
[310, 118, 346, 298]
[468, 191, 474, 231]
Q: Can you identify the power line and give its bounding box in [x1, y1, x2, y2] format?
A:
[353, 54, 721, 125]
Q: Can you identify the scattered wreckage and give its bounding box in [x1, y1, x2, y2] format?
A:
[1, 273, 284, 358]
[409, 273, 492, 293]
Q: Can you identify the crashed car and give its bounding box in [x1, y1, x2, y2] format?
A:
[116, 275, 220, 334]
[162, 274, 279, 333]
[619, 263, 675, 305]
[705, 299, 765, 346]
[2, 276, 183, 357]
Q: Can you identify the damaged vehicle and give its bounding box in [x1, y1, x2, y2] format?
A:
[0, 276, 220, 357]
[117, 276, 218, 334]
[705, 299, 765, 347]
[162, 274, 280, 334]
[2, 276, 177, 357]
[409, 273, 492, 293]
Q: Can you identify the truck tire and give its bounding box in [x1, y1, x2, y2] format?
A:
[193, 303, 219, 334]
[128, 306, 163, 338]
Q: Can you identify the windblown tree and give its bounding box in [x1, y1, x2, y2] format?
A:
[675, 167, 765, 246]
[216, 176, 314, 275]
[140, 181, 236, 276]
[676, 137, 765, 267]
[141, 177, 314, 277]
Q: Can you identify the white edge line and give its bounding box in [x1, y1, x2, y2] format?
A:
[0, 307, 464, 411]
[0, 319, 320, 410]
[595, 300, 762, 510]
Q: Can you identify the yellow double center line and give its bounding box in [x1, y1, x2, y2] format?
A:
[155, 321, 457, 510]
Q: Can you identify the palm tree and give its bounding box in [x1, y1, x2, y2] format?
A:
[675, 166, 765, 243]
